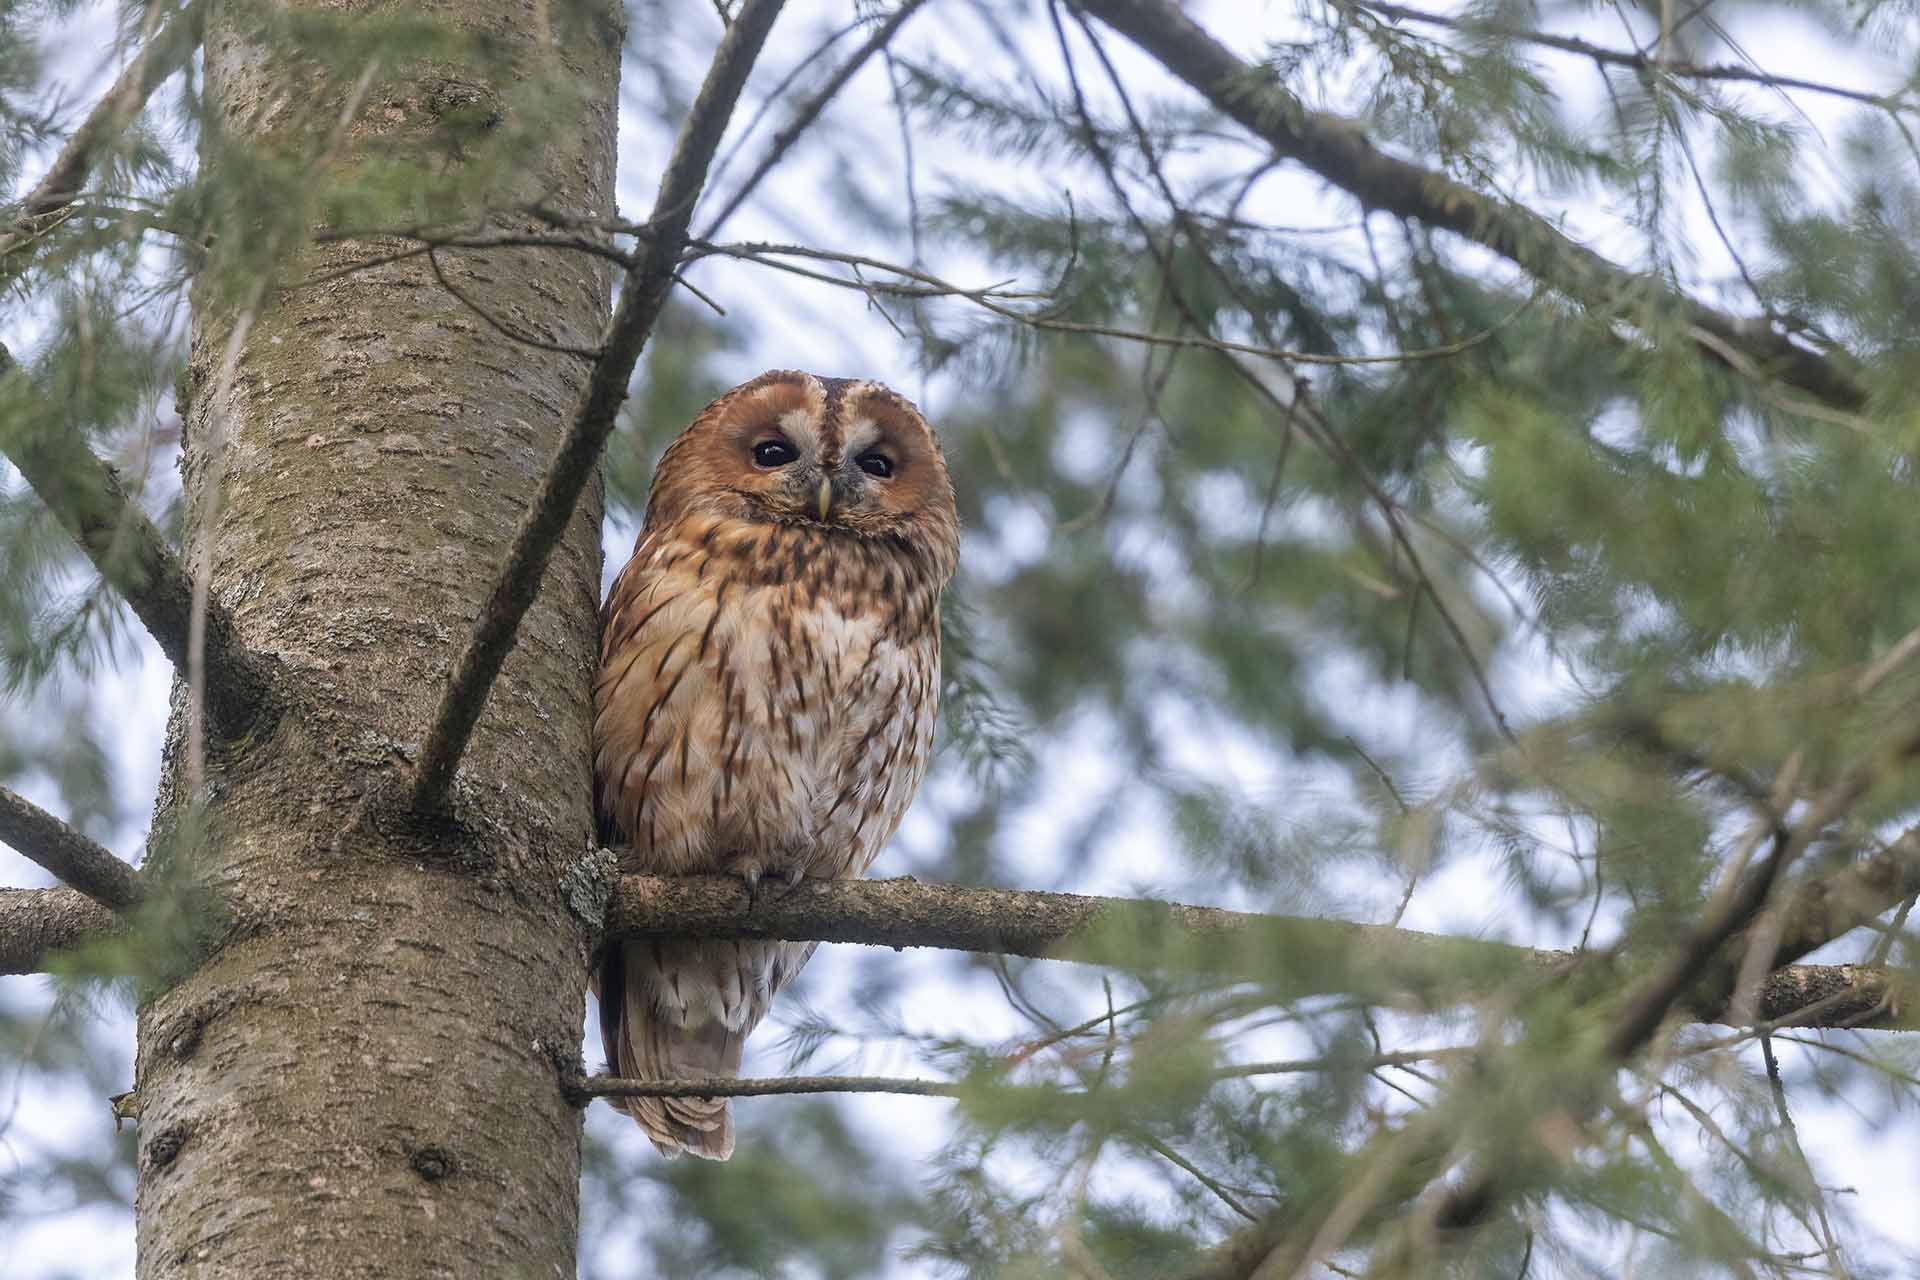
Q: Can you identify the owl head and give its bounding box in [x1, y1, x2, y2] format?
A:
[644, 369, 958, 573]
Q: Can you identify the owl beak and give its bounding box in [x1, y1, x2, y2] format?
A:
[816, 474, 835, 522]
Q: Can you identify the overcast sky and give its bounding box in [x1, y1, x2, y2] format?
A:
[5, 2, 1919, 1275]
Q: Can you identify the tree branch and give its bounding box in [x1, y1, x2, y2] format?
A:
[1352, 1, 1908, 112]
[571, 1052, 1466, 1105]
[0, 1, 204, 274]
[1226, 753, 1920, 1275]
[605, 870, 1918, 1031]
[1696, 824, 1920, 1021]
[1, 857, 1910, 1029]
[0, 786, 140, 912]
[572, 1072, 964, 1103]
[0, 347, 275, 736]
[407, 0, 787, 814]
[0, 5, 272, 736]
[609, 870, 1539, 993]
[0, 887, 120, 976]
[595, 799, 1917, 1278]
[1076, 0, 1868, 412]
[1171, 1219, 1290, 1280]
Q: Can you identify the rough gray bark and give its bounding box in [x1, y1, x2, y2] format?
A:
[132, 2, 620, 1274]
[0, 887, 119, 975]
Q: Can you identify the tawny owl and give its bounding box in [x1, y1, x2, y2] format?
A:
[592, 369, 959, 1159]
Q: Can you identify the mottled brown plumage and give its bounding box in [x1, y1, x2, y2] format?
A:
[592, 370, 959, 1158]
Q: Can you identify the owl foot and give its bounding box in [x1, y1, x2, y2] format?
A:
[737, 861, 807, 910]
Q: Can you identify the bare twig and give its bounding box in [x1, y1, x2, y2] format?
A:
[1213, 1048, 1463, 1079]
[703, 15, 864, 199]
[426, 246, 602, 359]
[572, 1071, 965, 1101]
[1243, 409, 1298, 588]
[1350, 1, 1910, 113]
[1077, 0, 1868, 412]
[573, 1056, 1448, 1115]
[688, 237, 1539, 366]
[0, 786, 141, 912]
[0, 346, 275, 737]
[304, 222, 638, 283]
[1133, 1131, 1263, 1222]
[407, 0, 787, 814]
[1626, 1110, 1767, 1280]
[575, 1050, 1465, 1110]
[700, 0, 935, 238]
[1759, 1037, 1847, 1276]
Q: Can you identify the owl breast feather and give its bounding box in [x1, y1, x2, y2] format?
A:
[593, 517, 941, 884]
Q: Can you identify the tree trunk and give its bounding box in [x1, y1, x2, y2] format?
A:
[133, 2, 619, 1274]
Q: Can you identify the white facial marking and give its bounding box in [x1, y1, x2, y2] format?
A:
[842, 416, 881, 456]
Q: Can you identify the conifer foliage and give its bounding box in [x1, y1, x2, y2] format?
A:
[3, 1, 1920, 1276]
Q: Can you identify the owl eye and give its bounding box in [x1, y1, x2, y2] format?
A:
[856, 452, 894, 479]
[752, 438, 798, 468]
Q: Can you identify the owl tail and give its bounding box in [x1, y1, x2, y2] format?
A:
[596, 943, 743, 1160]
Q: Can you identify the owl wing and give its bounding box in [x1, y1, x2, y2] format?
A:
[592, 521, 944, 1159]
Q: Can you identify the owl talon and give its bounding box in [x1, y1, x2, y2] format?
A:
[737, 863, 806, 910]
[763, 865, 808, 903]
